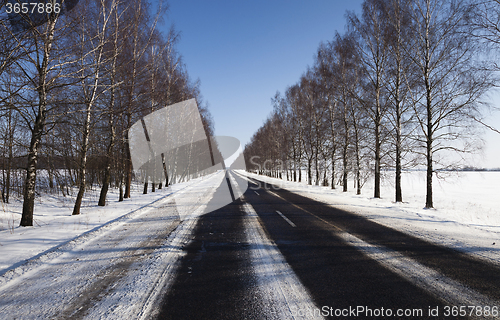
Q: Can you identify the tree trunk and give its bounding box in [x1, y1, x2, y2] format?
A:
[424, 14, 433, 209]
[395, 110, 403, 202]
[426, 141, 433, 208]
[48, 166, 54, 189]
[98, 9, 119, 207]
[329, 102, 337, 190]
[353, 115, 361, 195]
[394, 13, 403, 203]
[73, 103, 92, 215]
[119, 182, 124, 201]
[161, 153, 169, 187]
[342, 104, 349, 193]
[20, 18, 57, 227]
[298, 162, 302, 182]
[98, 138, 115, 206]
[98, 117, 115, 206]
[342, 145, 348, 192]
[21, 131, 43, 226]
[331, 150, 335, 189]
[124, 4, 142, 199]
[124, 127, 132, 198]
[21, 103, 47, 225]
[425, 86, 433, 208]
[73, 50, 101, 213]
[307, 157, 312, 185]
[315, 151, 319, 186]
[293, 146, 297, 182]
[374, 103, 381, 198]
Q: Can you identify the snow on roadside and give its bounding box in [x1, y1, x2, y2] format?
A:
[238, 170, 500, 265]
[0, 173, 218, 274]
[0, 171, 225, 320]
[68, 172, 224, 320]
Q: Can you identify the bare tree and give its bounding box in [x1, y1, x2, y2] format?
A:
[286, 84, 305, 182]
[406, 0, 492, 208]
[97, 0, 123, 206]
[316, 42, 340, 189]
[116, 0, 164, 199]
[468, 0, 500, 134]
[72, 0, 116, 215]
[383, 0, 417, 202]
[471, 0, 500, 70]
[19, 9, 76, 226]
[334, 33, 358, 192]
[244, 0, 493, 209]
[348, 0, 390, 198]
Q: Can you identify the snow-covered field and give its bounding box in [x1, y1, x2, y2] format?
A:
[242, 170, 500, 265]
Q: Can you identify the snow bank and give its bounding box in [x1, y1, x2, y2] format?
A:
[0, 174, 216, 274]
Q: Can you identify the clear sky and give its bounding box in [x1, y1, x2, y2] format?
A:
[156, 0, 500, 169]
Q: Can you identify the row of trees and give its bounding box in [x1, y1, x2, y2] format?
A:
[0, 0, 216, 226]
[244, 0, 499, 208]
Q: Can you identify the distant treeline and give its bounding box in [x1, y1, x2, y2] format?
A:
[0, 155, 117, 170]
[455, 167, 500, 172]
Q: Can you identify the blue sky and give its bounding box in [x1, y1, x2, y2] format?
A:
[156, 0, 500, 168]
[158, 1, 364, 142]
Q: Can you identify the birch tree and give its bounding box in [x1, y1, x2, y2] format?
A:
[406, 0, 491, 208]
[348, 0, 390, 198]
[97, 0, 122, 206]
[316, 41, 340, 189]
[384, 0, 416, 202]
[19, 8, 74, 226]
[72, 0, 116, 215]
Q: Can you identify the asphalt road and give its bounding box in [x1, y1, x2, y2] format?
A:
[157, 176, 258, 320]
[157, 171, 500, 319]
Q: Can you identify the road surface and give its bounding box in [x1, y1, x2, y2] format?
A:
[157, 171, 500, 319]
